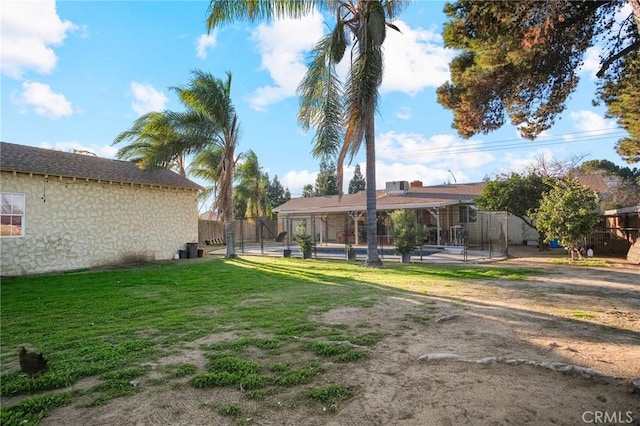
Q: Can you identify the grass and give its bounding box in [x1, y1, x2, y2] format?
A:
[0, 256, 541, 424]
[550, 258, 610, 267]
[571, 310, 596, 320]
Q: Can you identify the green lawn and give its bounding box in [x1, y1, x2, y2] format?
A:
[0, 256, 538, 424]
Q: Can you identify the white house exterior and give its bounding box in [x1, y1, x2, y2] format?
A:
[0, 142, 202, 276]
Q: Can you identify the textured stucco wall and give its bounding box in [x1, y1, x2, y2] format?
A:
[0, 172, 199, 276]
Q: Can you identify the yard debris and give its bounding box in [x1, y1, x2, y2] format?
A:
[328, 340, 366, 349]
[418, 353, 464, 362]
[434, 314, 460, 323]
[418, 353, 604, 379]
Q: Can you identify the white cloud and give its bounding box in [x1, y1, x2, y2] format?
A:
[499, 149, 555, 176]
[395, 106, 412, 120]
[569, 110, 617, 134]
[580, 46, 601, 79]
[282, 169, 318, 196]
[376, 131, 494, 170]
[196, 31, 217, 59]
[130, 82, 168, 116]
[249, 11, 324, 111]
[1, 0, 78, 78]
[374, 161, 456, 187]
[381, 20, 455, 95]
[39, 141, 118, 158]
[12, 81, 73, 118]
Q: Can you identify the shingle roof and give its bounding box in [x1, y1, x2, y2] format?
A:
[273, 182, 486, 214]
[0, 142, 202, 190]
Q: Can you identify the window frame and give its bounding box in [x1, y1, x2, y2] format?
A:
[1, 192, 26, 238]
[459, 205, 477, 224]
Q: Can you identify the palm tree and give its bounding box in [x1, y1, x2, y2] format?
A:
[206, 1, 404, 266]
[113, 111, 188, 176]
[114, 70, 240, 258]
[190, 146, 224, 214]
[234, 150, 272, 219]
[174, 70, 240, 258]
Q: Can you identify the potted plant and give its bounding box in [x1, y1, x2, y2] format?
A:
[296, 233, 315, 259]
[391, 209, 426, 263]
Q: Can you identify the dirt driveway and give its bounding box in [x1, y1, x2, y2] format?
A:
[43, 248, 640, 425]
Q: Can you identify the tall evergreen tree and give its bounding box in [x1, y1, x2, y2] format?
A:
[437, 1, 639, 163]
[302, 184, 315, 198]
[314, 158, 339, 196]
[348, 164, 366, 194]
[597, 50, 640, 163]
[266, 175, 289, 209]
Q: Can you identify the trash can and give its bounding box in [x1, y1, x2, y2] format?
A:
[186, 242, 198, 259]
[178, 250, 188, 259]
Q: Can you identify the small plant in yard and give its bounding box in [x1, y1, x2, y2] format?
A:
[0, 392, 75, 425]
[218, 403, 243, 417]
[273, 362, 324, 387]
[307, 384, 355, 410]
[191, 371, 241, 388]
[190, 355, 265, 389]
[208, 355, 261, 375]
[246, 389, 269, 400]
[268, 362, 290, 372]
[307, 342, 368, 362]
[164, 363, 197, 378]
[390, 210, 426, 263]
[101, 366, 149, 381]
[296, 233, 315, 257]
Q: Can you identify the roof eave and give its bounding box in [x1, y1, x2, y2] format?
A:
[1, 168, 202, 191]
[274, 199, 475, 215]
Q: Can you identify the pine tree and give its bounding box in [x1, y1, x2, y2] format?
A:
[314, 158, 338, 196]
[348, 164, 366, 194]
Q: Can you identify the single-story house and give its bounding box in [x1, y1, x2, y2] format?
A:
[0, 142, 202, 276]
[273, 180, 513, 252]
[273, 175, 637, 258]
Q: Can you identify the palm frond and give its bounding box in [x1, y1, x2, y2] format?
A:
[297, 34, 345, 159]
[206, 0, 326, 30]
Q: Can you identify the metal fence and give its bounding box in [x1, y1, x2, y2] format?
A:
[200, 210, 508, 261]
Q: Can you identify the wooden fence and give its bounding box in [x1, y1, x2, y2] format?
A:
[198, 218, 278, 245]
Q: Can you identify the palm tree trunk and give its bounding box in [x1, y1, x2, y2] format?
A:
[364, 111, 381, 266]
[225, 186, 235, 258]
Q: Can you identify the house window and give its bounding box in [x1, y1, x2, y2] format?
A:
[459, 206, 477, 223]
[1, 193, 25, 237]
[417, 210, 432, 225]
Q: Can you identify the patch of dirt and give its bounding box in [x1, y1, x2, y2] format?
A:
[40, 252, 640, 425]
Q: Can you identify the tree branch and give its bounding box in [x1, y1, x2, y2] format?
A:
[596, 40, 640, 78]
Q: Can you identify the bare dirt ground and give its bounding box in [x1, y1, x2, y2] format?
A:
[42, 247, 640, 425]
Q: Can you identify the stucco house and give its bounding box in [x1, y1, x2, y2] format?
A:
[0, 142, 202, 276]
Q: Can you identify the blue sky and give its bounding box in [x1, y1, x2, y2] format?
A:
[1, 1, 632, 199]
